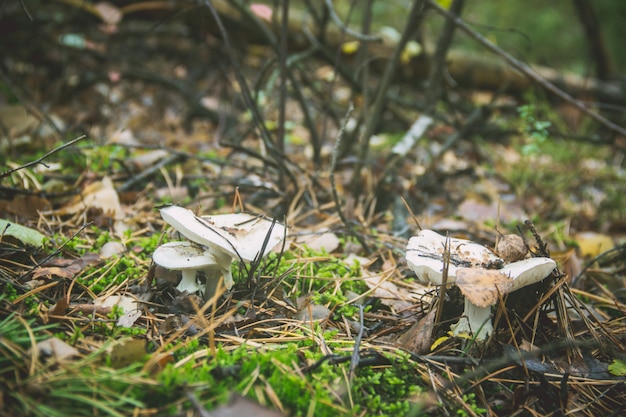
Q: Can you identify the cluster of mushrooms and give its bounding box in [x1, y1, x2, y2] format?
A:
[152, 205, 556, 342]
[406, 230, 557, 341]
[153, 205, 286, 300]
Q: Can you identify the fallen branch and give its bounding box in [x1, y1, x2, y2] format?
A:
[426, 0, 626, 138]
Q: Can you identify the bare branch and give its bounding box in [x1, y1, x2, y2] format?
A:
[426, 0, 626, 138]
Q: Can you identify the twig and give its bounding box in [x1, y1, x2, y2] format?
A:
[352, 0, 427, 193]
[0, 135, 87, 179]
[330, 103, 371, 253]
[117, 153, 185, 192]
[277, 0, 290, 153]
[349, 304, 365, 379]
[426, 0, 626, 138]
[202, 0, 293, 187]
[323, 0, 382, 42]
[426, 0, 465, 107]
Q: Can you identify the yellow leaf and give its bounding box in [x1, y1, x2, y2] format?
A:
[575, 232, 614, 258]
[430, 335, 450, 351]
[448, 330, 474, 340]
[342, 41, 360, 55]
[437, 0, 452, 9]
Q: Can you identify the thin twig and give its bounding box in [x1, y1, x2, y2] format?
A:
[277, 0, 290, 153]
[426, 0, 465, 107]
[0, 135, 87, 179]
[349, 304, 365, 379]
[352, 0, 427, 193]
[202, 0, 293, 186]
[117, 153, 185, 192]
[330, 103, 371, 253]
[323, 0, 382, 42]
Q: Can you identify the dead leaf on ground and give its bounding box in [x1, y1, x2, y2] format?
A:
[455, 268, 514, 308]
[0, 195, 51, 218]
[51, 176, 128, 234]
[364, 273, 431, 313]
[32, 252, 102, 280]
[296, 231, 341, 253]
[396, 309, 437, 354]
[108, 338, 146, 368]
[32, 337, 80, 363]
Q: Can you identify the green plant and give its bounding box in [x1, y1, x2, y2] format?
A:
[517, 104, 551, 156]
[456, 393, 487, 416]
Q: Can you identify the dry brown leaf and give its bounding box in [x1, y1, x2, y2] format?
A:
[455, 268, 514, 308]
[32, 253, 101, 280]
[396, 309, 436, 354]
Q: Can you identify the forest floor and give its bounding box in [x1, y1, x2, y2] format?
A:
[1, 2, 625, 417]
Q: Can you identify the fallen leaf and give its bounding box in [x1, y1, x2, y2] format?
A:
[574, 232, 614, 258]
[455, 268, 514, 308]
[250, 4, 273, 21]
[430, 335, 451, 351]
[0, 195, 51, 218]
[108, 338, 146, 368]
[396, 309, 436, 354]
[99, 241, 126, 259]
[299, 232, 340, 253]
[47, 297, 69, 318]
[53, 177, 128, 234]
[363, 274, 427, 312]
[32, 253, 101, 280]
[0, 219, 47, 248]
[93, 294, 139, 314]
[117, 309, 142, 328]
[32, 338, 79, 362]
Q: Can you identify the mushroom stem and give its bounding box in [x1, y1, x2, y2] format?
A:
[210, 249, 235, 290]
[203, 269, 224, 301]
[450, 298, 493, 341]
[176, 270, 203, 295]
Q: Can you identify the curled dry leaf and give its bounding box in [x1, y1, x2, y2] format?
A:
[455, 268, 514, 308]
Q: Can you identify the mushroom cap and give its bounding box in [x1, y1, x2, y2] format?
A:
[500, 257, 556, 292]
[160, 205, 286, 262]
[153, 241, 218, 269]
[406, 229, 503, 284]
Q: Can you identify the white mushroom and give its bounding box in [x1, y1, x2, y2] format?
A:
[152, 241, 220, 297]
[406, 230, 557, 341]
[159, 205, 286, 295]
[406, 229, 504, 284]
[450, 258, 557, 340]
